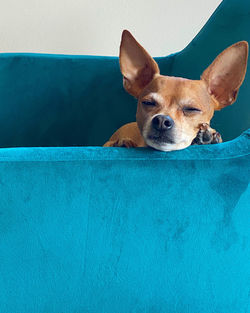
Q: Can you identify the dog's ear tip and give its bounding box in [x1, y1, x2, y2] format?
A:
[241, 41, 249, 56]
[122, 29, 130, 35]
[233, 41, 249, 56]
[121, 30, 133, 40]
[237, 40, 248, 48]
[234, 41, 249, 65]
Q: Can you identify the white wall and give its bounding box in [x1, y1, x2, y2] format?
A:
[0, 0, 222, 56]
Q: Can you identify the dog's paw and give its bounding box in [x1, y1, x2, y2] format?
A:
[104, 138, 138, 148]
[211, 131, 223, 144]
[192, 123, 222, 145]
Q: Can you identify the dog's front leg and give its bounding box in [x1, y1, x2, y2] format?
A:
[103, 138, 138, 148]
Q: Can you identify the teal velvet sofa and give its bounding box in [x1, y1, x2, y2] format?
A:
[0, 0, 249, 312]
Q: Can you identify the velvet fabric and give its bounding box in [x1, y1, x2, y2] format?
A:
[0, 0, 249, 312]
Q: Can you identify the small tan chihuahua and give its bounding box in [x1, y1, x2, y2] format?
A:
[104, 30, 248, 151]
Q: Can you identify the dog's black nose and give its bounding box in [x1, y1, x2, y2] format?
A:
[152, 115, 174, 131]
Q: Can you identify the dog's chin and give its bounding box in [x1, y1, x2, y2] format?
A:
[145, 137, 191, 152]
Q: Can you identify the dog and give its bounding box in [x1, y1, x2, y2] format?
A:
[104, 30, 248, 151]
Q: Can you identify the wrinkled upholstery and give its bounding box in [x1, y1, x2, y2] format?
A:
[0, 0, 249, 312]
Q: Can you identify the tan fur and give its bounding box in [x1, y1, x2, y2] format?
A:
[104, 30, 248, 151]
[103, 122, 145, 147]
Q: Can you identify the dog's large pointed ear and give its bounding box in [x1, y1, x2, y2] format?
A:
[119, 30, 160, 98]
[201, 41, 248, 110]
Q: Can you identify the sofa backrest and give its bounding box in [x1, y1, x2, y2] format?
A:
[0, 0, 249, 148]
[0, 54, 173, 147]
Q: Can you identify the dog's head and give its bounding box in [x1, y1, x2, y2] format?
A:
[119, 30, 248, 151]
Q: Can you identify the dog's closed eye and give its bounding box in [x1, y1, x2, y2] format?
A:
[182, 106, 202, 114]
[142, 100, 157, 106]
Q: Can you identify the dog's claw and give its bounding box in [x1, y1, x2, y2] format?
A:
[211, 131, 222, 144]
[192, 123, 222, 145]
